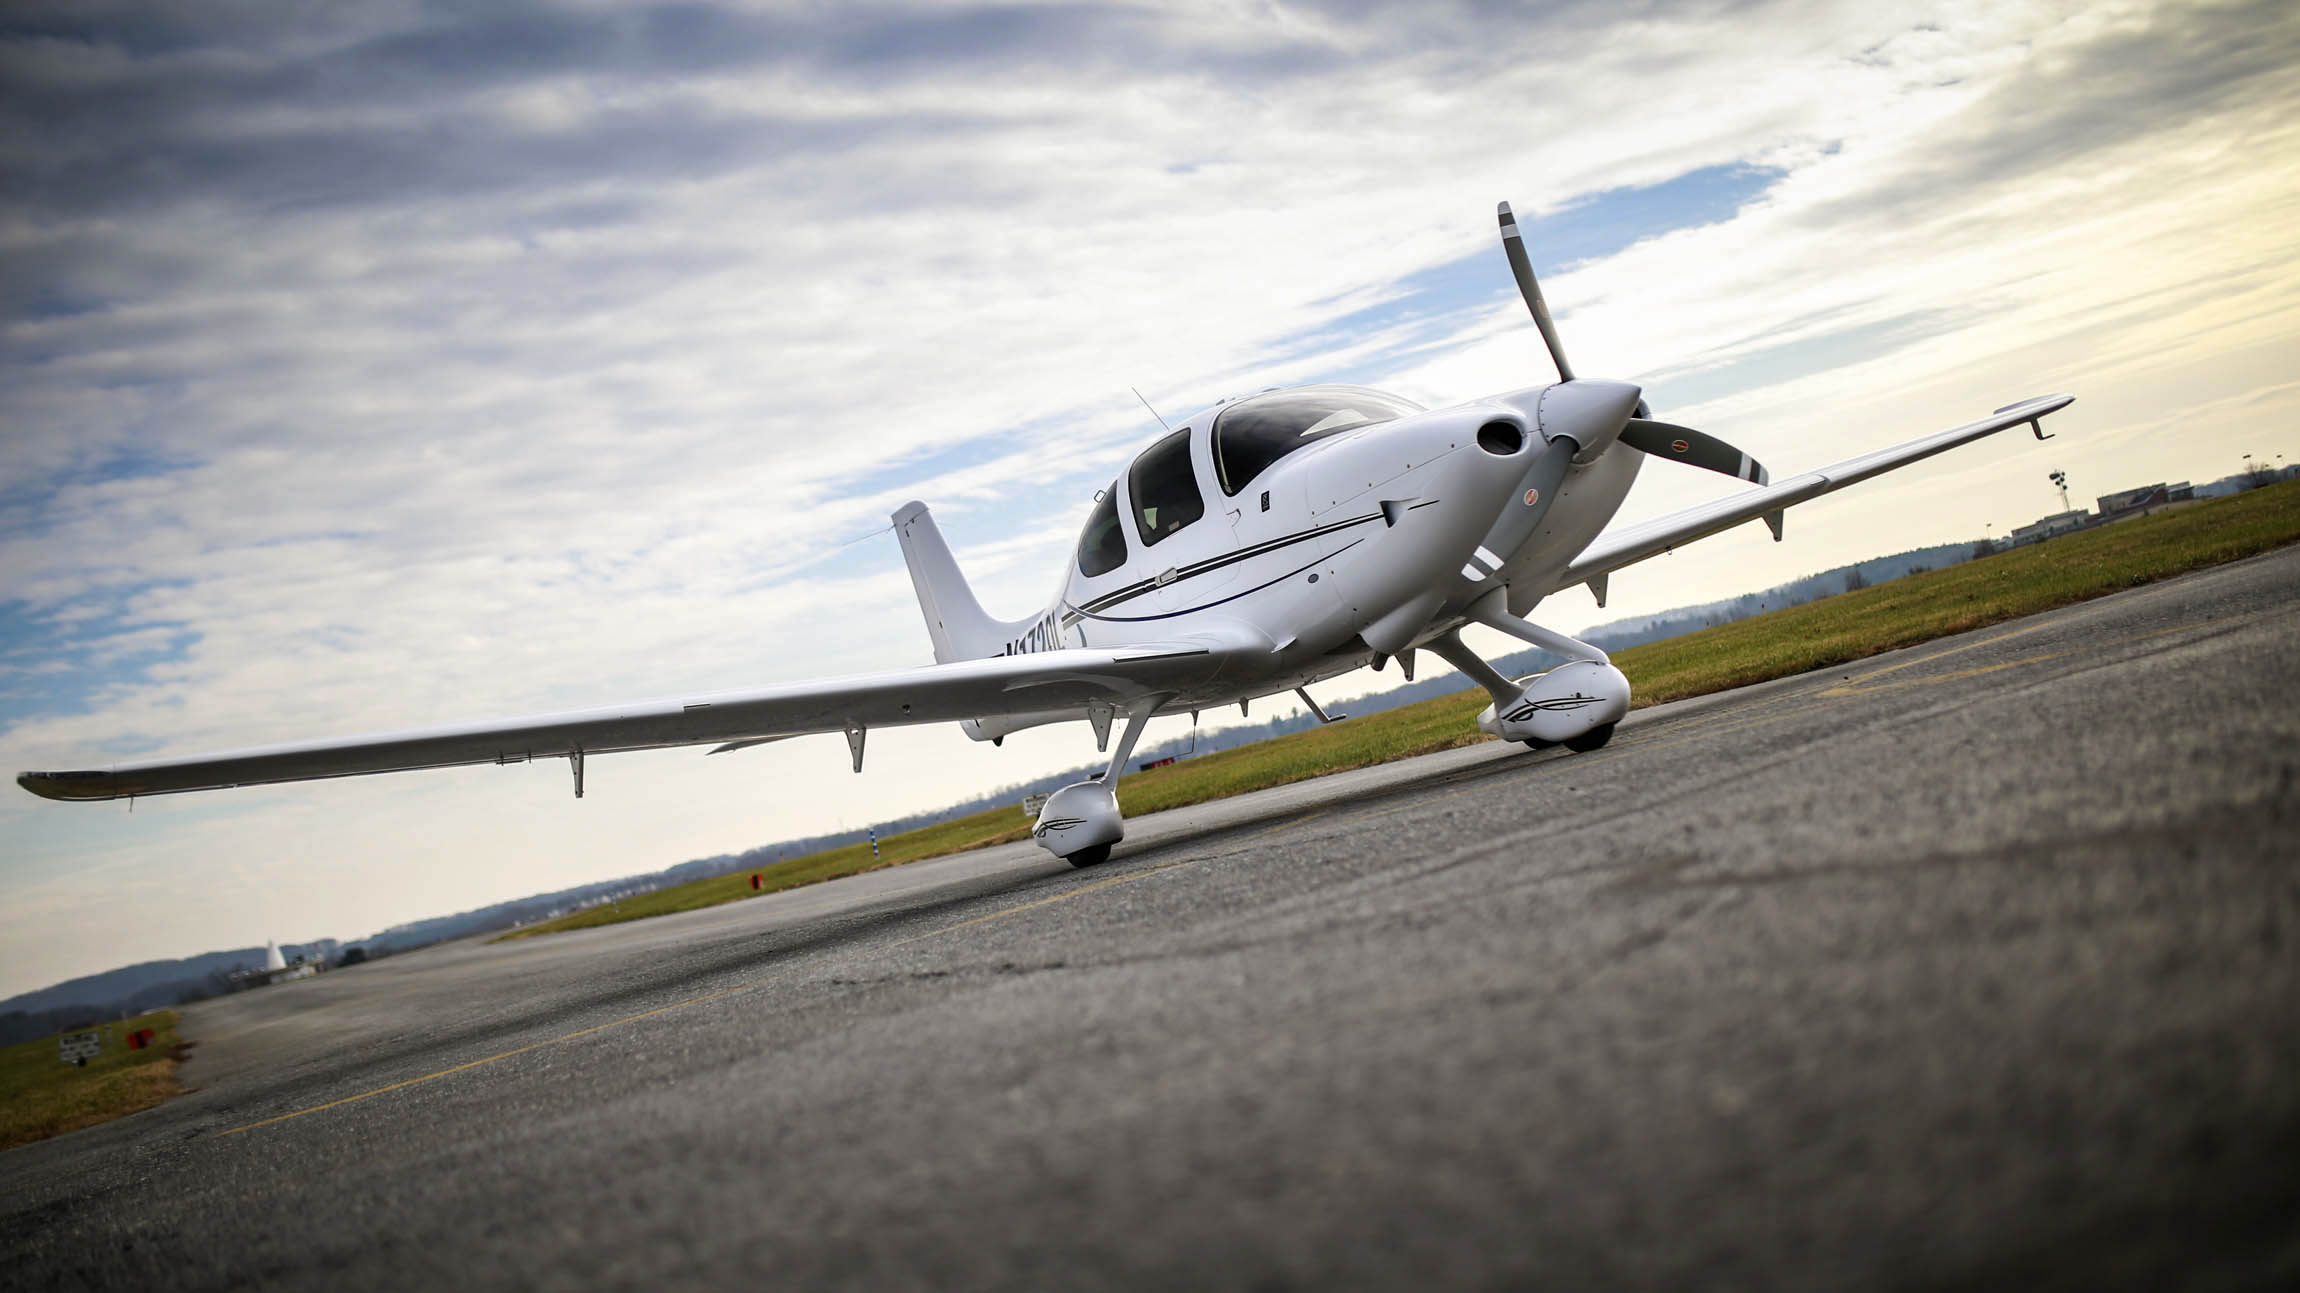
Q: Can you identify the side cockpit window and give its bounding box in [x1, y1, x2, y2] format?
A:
[1077, 483, 1127, 578]
[1212, 387, 1422, 496]
[1128, 428, 1204, 547]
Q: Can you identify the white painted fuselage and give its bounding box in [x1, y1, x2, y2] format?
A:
[964, 381, 1644, 736]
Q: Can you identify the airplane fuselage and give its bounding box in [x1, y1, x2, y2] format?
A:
[970, 380, 1646, 734]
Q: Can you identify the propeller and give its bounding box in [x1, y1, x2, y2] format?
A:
[1494, 200, 1768, 491]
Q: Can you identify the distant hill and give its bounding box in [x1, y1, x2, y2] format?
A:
[0, 940, 337, 1046]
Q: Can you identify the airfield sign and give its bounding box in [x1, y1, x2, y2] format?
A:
[59, 1030, 101, 1066]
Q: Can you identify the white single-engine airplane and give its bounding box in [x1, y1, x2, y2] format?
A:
[21, 204, 2072, 866]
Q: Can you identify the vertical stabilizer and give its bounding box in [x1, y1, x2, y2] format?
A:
[892, 502, 1030, 662]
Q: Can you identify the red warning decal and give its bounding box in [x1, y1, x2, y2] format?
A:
[1671, 439, 1690, 454]
[1523, 488, 1541, 506]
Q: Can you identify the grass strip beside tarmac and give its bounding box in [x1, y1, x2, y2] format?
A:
[501, 480, 2300, 941]
[0, 1011, 186, 1152]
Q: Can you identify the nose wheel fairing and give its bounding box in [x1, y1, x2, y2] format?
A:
[1474, 658, 1632, 745]
[1425, 597, 1634, 752]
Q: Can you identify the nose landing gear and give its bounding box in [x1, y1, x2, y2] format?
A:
[1426, 591, 1631, 753]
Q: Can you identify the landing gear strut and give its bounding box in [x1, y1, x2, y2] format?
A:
[1032, 694, 1168, 867]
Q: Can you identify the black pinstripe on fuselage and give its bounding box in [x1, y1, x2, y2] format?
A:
[1060, 500, 1439, 625]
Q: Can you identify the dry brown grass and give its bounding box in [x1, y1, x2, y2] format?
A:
[0, 1011, 186, 1152]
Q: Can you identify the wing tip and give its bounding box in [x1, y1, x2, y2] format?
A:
[1994, 393, 2076, 417]
[18, 770, 119, 802]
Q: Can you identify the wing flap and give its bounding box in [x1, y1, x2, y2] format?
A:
[19, 644, 1222, 802]
[1559, 394, 2073, 588]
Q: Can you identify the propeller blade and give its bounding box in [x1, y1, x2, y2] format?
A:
[1619, 418, 1769, 486]
[1496, 201, 1574, 382]
[1469, 436, 1578, 577]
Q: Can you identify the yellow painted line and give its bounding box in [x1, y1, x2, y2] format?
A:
[216, 979, 769, 1137]
[1819, 647, 2091, 697]
[1817, 613, 2251, 697]
[1597, 615, 2238, 748]
[1828, 617, 2077, 688]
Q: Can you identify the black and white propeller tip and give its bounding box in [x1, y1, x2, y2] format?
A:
[1620, 419, 1769, 487]
[1496, 200, 1574, 383]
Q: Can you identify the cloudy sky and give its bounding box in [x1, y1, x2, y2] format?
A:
[3, 0, 2295, 999]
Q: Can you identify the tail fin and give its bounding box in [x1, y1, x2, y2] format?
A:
[892, 502, 1031, 662]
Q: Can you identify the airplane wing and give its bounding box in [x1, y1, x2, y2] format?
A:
[17, 642, 1233, 802]
[1559, 393, 2075, 593]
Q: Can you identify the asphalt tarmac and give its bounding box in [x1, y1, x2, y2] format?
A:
[6, 546, 2297, 1291]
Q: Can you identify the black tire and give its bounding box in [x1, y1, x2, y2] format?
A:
[1066, 843, 1113, 868]
[1564, 723, 1616, 753]
[1520, 738, 1556, 750]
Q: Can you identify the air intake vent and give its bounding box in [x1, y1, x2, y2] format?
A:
[1477, 421, 1525, 456]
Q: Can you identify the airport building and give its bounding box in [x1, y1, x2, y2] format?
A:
[2095, 482, 2193, 521]
[2007, 510, 2090, 546]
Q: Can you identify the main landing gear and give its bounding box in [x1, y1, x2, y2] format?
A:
[1031, 694, 1169, 868]
[1426, 590, 1631, 754]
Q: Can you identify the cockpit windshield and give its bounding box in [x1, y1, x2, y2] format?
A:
[1211, 387, 1424, 496]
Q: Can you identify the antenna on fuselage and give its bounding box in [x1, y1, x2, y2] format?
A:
[1131, 386, 1173, 432]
